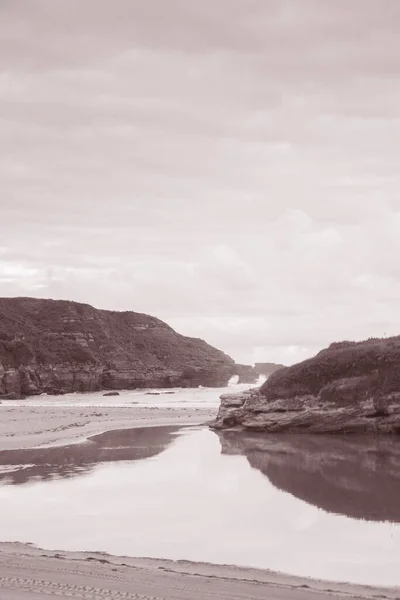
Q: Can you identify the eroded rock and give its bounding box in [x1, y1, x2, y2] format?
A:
[0, 297, 235, 397]
[211, 335, 400, 434]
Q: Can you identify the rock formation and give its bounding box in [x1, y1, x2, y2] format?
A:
[234, 363, 285, 383]
[235, 364, 259, 384]
[211, 336, 400, 434]
[0, 297, 235, 398]
[254, 362, 285, 376]
[216, 430, 400, 522]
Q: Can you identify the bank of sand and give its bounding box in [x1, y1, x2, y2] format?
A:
[0, 404, 398, 599]
[0, 404, 217, 450]
[0, 542, 399, 600]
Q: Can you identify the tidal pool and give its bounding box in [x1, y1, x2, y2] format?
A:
[0, 426, 399, 587]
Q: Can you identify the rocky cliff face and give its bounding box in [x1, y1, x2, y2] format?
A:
[254, 362, 285, 376]
[235, 362, 285, 384]
[0, 297, 235, 398]
[235, 364, 259, 384]
[211, 336, 400, 434]
[216, 431, 400, 522]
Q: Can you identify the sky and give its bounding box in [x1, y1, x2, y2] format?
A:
[1, 0, 400, 365]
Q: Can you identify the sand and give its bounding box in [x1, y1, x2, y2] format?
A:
[0, 403, 398, 599]
[0, 404, 217, 450]
[1, 542, 399, 600]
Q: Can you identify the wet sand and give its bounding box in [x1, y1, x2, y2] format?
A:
[1, 542, 398, 600]
[0, 405, 216, 450]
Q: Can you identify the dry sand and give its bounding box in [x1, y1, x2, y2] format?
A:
[1, 542, 399, 600]
[0, 403, 398, 599]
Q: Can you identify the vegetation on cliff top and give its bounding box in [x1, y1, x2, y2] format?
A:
[0, 297, 234, 372]
[260, 335, 400, 399]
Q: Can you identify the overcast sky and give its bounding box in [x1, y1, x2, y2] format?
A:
[1, 1, 400, 365]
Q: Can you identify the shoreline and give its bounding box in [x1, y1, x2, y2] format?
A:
[0, 404, 217, 450]
[1, 541, 399, 600]
[1, 402, 398, 599]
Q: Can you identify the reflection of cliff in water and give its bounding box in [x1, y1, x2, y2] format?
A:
[216, 431, 400, 523]
[0, 426, 180, 486]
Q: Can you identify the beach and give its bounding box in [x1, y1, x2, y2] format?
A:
[0, 404, 217, 450]
[1, 541, 399, 600]
[0, 401, 398, 599]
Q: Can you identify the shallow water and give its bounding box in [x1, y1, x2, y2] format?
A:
[2, 376, 261, 409]
[1, 425, 400, 586]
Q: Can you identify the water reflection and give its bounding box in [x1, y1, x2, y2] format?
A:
[0, 426, 180, 485]
[216, 431, 400, 523]
[1, 428, 400, 585]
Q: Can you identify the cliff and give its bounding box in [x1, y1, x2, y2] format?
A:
[235, 364, 259, 384]
[235, 362, 285, 384]
[0, 297, 235, 398]
[211, 336, 400, 434]
[216, 431, 400, 522]
[254, 362, 285, 376]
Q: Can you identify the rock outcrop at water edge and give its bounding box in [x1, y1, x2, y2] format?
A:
[211, 336, 400, 434]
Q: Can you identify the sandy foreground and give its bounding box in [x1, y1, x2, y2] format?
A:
[0, 404, 399, 599]
[1, 541, 399, 600]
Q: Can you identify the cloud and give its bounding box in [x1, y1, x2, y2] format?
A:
[1, 1, 400, 364]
